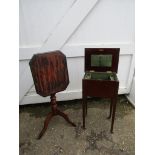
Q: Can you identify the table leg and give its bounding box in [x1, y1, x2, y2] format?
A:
[82, 96, 86, 129]
[85, 96, 87, 116]
[57, 109, 76, 127]
[38, 112, 53, 139]
[107, 98, 113, 119]
[110, 97, 117, 133]
[38, 94, 76, 139]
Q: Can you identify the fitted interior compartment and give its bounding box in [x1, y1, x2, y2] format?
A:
[84, 71, 118, 81]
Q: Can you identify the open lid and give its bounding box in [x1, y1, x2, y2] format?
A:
[85, 48, 120, 73]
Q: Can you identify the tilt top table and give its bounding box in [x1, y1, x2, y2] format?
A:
[29, 51, 76, 139]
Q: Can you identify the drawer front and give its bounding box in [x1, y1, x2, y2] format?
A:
[82, 79, 119, 98]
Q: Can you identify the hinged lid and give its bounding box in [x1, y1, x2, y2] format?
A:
[85, 48, 120, 73]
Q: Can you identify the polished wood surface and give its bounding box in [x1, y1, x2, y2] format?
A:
[29, 51, 69, 97]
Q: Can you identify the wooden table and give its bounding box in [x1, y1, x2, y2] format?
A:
[29, 51, 76, 139]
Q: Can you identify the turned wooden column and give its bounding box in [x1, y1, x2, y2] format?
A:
[51, 94, 57, 114]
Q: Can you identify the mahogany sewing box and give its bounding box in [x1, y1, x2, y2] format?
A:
[82, 48, 120, 133]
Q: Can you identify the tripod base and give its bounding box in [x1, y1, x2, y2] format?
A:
[38, 94, 76, 139]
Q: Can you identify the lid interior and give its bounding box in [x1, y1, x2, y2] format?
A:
[85, 48, 120, 73]
[91, 54, 113, 67]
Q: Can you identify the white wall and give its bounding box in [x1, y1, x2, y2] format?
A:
[127, 76, 135, 106]
[19, 0, 135, 105]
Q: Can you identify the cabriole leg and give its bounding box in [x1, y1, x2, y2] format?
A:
[38, 112, 53, 139]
